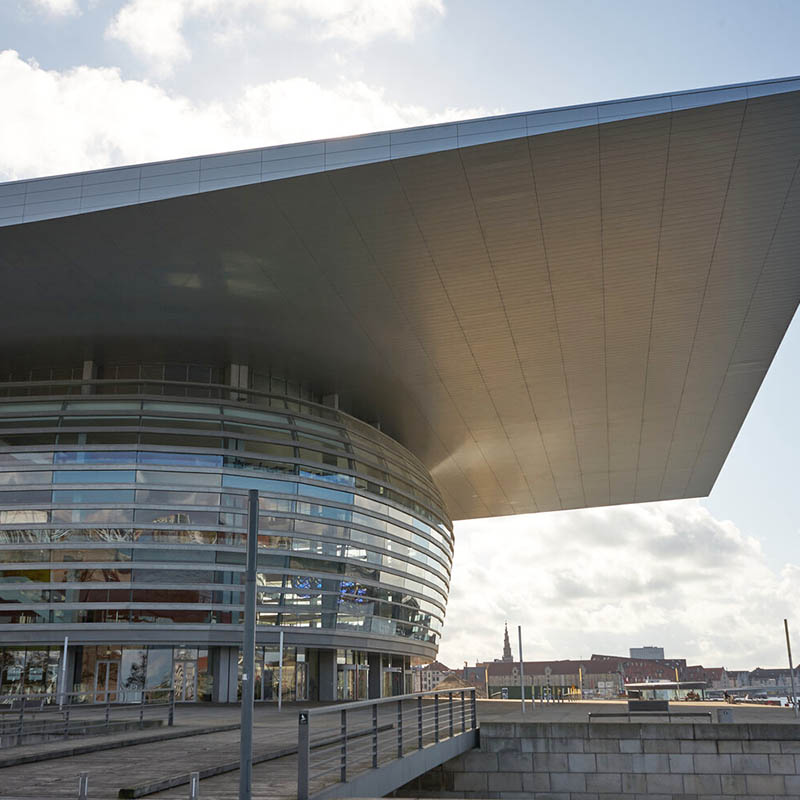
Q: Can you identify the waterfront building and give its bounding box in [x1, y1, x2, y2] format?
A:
[1, 77, 799, 703]
[629, 646, 665, 661]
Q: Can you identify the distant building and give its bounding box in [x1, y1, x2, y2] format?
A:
[749, 667, 800, 692]
[501, 623, 514, 662]
[484, 659, 623, 700]
[415, 661, 453, 692]
[629, 646, 665, 660]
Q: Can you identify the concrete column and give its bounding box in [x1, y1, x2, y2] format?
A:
[318, 649, 337, 702]
[210, 646, 240, 703]
[81, 360, 97, 395]
[368, 652, 382, 699]
[226, 363, 249, 401]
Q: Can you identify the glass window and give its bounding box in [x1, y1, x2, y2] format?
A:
[55, 451, 136, 465]
[52, 489, 135, 503]
[64, 400, 141, 411]
[144, 648, 172, 691]
[135, 489, 220, 505]
[142, 401, 219, 415]
[222, 475, 296, 494]
[222, 408, 288, 425]
[0, 471, 52, 485]
[297, 484, 352, 504]
[138, 452, 222, 467]
[60, 416, 140, 427]
[0, 489, 51, 505]
[53, 470, 136, 484]
[136, 471, 220, 487]
[51, 508, 134, 524]
[0, 452, 53, 465]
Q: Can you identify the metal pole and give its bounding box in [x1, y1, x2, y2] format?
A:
[189, 771, 200, 799]
[518, 625, 526, 714]
[239, 489, 259, 800]
[59, 635, 69, 711]
[784, 619, 799, 718]
[278, 630, 284, 713]
[78, 771, 89, 800]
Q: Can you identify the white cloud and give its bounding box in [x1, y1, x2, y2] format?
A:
[106, 0, 445, 74]
[0, 50, 484, 181]
[27, 0, 80, 15]
[439, 500, 800, 671]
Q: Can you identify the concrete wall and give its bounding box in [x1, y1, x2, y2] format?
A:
[396, 720, 800, 799]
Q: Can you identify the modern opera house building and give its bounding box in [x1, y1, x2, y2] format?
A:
[1, 78, 799, 704]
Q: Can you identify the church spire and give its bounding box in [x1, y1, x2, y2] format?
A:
[502, 621, 513, 662]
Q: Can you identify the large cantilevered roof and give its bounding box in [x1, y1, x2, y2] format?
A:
[2, 77, 800, 521]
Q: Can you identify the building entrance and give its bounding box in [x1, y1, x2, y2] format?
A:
[173, 660, 197, 701]
[338, 664, 369, 700]
[94, 660, 119, 703]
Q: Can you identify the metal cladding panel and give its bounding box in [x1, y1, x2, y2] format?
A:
[1, 81, 800, 520]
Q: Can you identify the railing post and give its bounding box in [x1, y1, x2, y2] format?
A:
[397, 699, 403, 758]
[372, 702, 378, 768]
[448, 692, 454, 738]
[471, 689, 477, 729]
[297, 710, 310, 800]
[461, 690, 466, 733]
[17, 699, 24, 742]
[139, 689, 145, 728]
[105, 696, 111, 729]
[340, 708, 347, 783]
[434, 693, 440, 743]
[63, 701, 70, 740]
[417, 695, 423, 749]
[168, 689, 175, 726]
[77, 771, 89, 800]
[189, 771, 199, 799]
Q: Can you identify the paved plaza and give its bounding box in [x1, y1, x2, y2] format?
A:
[0, 700, 798, 799]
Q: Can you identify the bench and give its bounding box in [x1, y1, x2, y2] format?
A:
[589, 699, 712, 723]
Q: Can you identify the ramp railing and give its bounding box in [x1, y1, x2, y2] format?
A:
[0, 688, 174, 746]
[297, 688, 477, 800]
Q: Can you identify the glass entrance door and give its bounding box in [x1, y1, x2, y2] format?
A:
[337, 664, 369, 700]
[173, 660, 197, 701]
[94, 660, 119, 703]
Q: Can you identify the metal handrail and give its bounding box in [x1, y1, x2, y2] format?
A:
[297, 687, 477, 800]
[0, 688, 175, 747]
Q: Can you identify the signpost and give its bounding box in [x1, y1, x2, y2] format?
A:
[239, 490, 259, 800]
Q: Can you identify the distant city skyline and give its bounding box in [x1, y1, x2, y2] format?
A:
[2, 0, 800, 670]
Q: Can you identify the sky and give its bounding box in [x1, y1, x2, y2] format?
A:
[2, 0, 800, 671]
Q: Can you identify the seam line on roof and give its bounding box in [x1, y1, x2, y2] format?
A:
[634, 100, 675, 502]
[320, 172, 489, 520]
[524, 134, 588, 509]
[597, 122, 610, 507]
[454, 145, 545, 514]
[656, 98, 749, 500]
[683, 142, 800, 497]
[387, 159, 516, 517]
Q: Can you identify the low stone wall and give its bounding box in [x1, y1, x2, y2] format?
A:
[395, 720, 800, 799]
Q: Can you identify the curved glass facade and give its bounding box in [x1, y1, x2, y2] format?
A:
[0, 372, 453, 698]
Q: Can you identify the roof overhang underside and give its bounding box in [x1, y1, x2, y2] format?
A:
[2, 82, 800, 521]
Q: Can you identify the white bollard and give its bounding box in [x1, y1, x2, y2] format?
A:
[77, 772, 89, 800]
[189, 771, 200, 799]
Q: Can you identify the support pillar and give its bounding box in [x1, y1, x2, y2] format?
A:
[368, 652, 382, 699]
[210, 646, 240, 703]
[317, 649, 337, 702]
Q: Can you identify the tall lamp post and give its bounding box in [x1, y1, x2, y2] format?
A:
[785, 619, 798, 718]
[239, 490, 259, 800]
